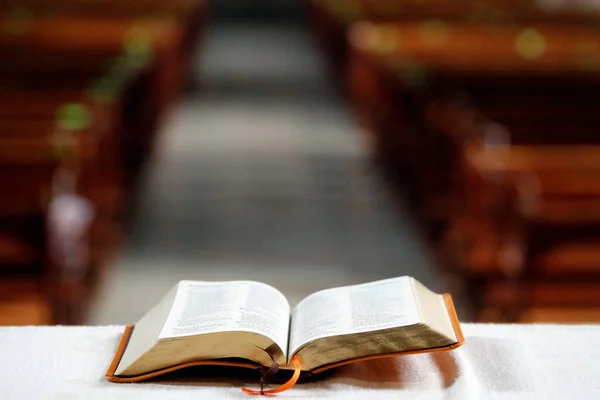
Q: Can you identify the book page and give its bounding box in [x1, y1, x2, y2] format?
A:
[161, 281, 291, 357]
[289, 277, 422, 355]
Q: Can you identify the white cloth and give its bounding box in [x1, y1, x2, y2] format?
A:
[0, 324, 599, 399]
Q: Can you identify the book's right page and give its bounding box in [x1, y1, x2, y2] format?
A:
[288, 277, 458, 371]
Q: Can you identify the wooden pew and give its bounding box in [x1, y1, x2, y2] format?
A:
[0, 278, 52, 325]
[346, 20, 600, 322]
[0, 4, 208, 324]
[0, 109, 120, 325]
[1, 0, 207, 43]
[0, 83, 128, 212]
[438, 121, 600, 322]
[0, 99, 119, 324]
[0, 0, 207, 98]
[347, 21, 600, 228]
[310, 0, 600, 78]
[0, 96, 122, 324]
[0, 9, 196, 198]
[0, 14, 184, 138]
[479, 282, 600, 323]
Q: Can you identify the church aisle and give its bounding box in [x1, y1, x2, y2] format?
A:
[89, 23, 441, 324]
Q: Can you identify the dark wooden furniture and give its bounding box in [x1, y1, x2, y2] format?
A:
[345, 20, 600, 323]
[0, 1, 208, 325]
[309, 0, 600, 78]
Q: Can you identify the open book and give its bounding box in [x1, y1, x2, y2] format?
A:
[106, 277, 464, 382]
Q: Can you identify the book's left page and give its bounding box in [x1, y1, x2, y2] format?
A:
[115, 280, 291, 377]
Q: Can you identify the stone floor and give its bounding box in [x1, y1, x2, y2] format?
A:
[88, 23, 442, 325]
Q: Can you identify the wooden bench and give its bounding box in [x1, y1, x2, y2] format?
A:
[0, 101, 119, 324]
[345, 20, 600, 322]
[439, 130, 600, 322]
[310, 0, 600, 78]
[347, 21, 600, 224]
[0, 5, 208, 325]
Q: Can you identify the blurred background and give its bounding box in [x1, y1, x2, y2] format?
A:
[1, 0, 600, 326]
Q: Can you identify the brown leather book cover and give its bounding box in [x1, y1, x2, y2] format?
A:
[105, 293, 464, 383]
